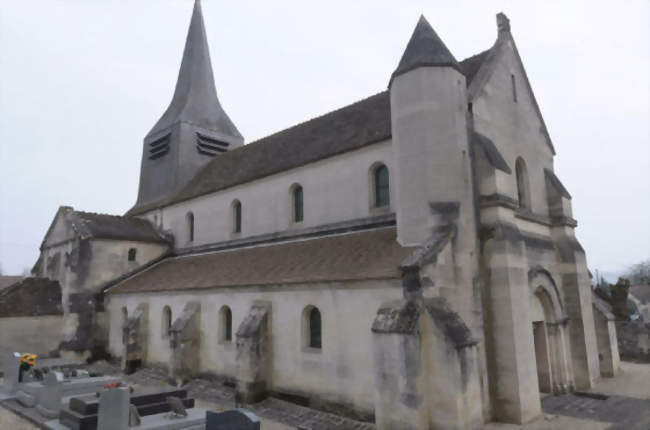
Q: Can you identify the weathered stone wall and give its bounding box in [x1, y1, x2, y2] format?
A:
[615, 320, 650, 362]
[37, 238, 167, 311]
[0, 315, 65, 358]
[140, 141, 393, 249]
[0, 278, 62, 317]
[34, 232, 168, 355]
[106, 279, 406, 416]
[472, 26, 599, 423]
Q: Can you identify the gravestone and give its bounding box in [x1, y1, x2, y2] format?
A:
[206, 409, 261, 430]
[2, 351, 22, 393]
[97, 386, 129, 430]
[36, 371, 64, 419]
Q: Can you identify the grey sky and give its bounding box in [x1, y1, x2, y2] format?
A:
[0, 0, 648, 278]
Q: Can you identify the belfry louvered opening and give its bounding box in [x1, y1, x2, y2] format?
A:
[196, 133, 229, 156]
[148, 133, 171, 160]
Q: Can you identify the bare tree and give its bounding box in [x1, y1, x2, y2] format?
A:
[626, 259, 650, 285]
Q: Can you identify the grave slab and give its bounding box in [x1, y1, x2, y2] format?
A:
[70, 388, 187, 415]
[207, 409, 261, 430]
[59, 397, 195, 430]
[137, 407, 208, 430]
[15, 375, 121, 410]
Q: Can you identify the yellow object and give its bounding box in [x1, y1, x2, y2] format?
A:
[20, 353, 37, 366]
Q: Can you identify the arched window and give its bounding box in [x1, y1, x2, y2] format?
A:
[232, 200, 242, 233]
[309, 307, 322, 349]
[128, 248, 137, 262]
[121, 307, 128, 327]
[186, 212, 195, 242]
[162, 306, 172, 338]
[515, 157, 530, 210]
[292, 184, 303, 223]
[220, 306, 233, 342]
[374, 165, 390, 208]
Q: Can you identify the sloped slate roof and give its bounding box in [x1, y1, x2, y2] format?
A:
[108, 227, 413, 294]
[128, 47, 493, 216]
[0, 277, 63, 317]
[128, 91, 392, 215]
[471, 131, 512, 173]
[543, 169, 572, 199]
[71, 210, 168, 243]
[390, 15, 461, 85]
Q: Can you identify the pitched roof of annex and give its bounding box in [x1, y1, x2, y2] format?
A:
[42, 207, 169, 248]
[107, 227, 413, 294]
[72, 210, 168, 243]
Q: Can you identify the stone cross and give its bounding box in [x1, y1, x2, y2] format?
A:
[206, 409, 261, 430]
[2, 351, 22, 393]
[36, 371, 64, 419]
[97, 386, 130, 430]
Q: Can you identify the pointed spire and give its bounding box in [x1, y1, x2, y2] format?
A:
[496, 12, 511, 34]
[390, 15, 460, 85]
[147, 0, 242, 140]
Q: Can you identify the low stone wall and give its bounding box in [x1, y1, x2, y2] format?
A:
[615, 320, 650, 362]
[0, 315, 65, 359]
[0, 278, 65, 360]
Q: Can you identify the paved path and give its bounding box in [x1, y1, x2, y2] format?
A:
[0, 403, 38, 430]
[588, 361, 650, 399]
[542, 393, 650, 430]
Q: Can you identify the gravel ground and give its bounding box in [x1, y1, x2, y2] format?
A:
[588, 361, 650, 399]
[0, 404, 38, 430]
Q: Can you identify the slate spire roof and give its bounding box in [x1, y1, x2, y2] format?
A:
[390, 15, 461, 85]
[146, 0, 242, 140]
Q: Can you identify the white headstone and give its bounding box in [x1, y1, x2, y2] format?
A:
[97, 387, 129, 430]
[2, 351, 22, 393]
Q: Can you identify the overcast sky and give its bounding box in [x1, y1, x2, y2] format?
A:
[0, 0, 648, 278]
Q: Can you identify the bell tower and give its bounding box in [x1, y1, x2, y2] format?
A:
[135, 0, 243, 208]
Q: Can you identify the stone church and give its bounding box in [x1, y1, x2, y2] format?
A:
[9, 1, 622, 428]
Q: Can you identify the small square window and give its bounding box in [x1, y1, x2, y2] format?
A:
[128, 248, 137, 262]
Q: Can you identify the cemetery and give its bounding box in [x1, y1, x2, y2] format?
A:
[0, 351, 262, 430]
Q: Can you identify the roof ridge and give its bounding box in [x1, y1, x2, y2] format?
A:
[75, 210, 149, 222]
